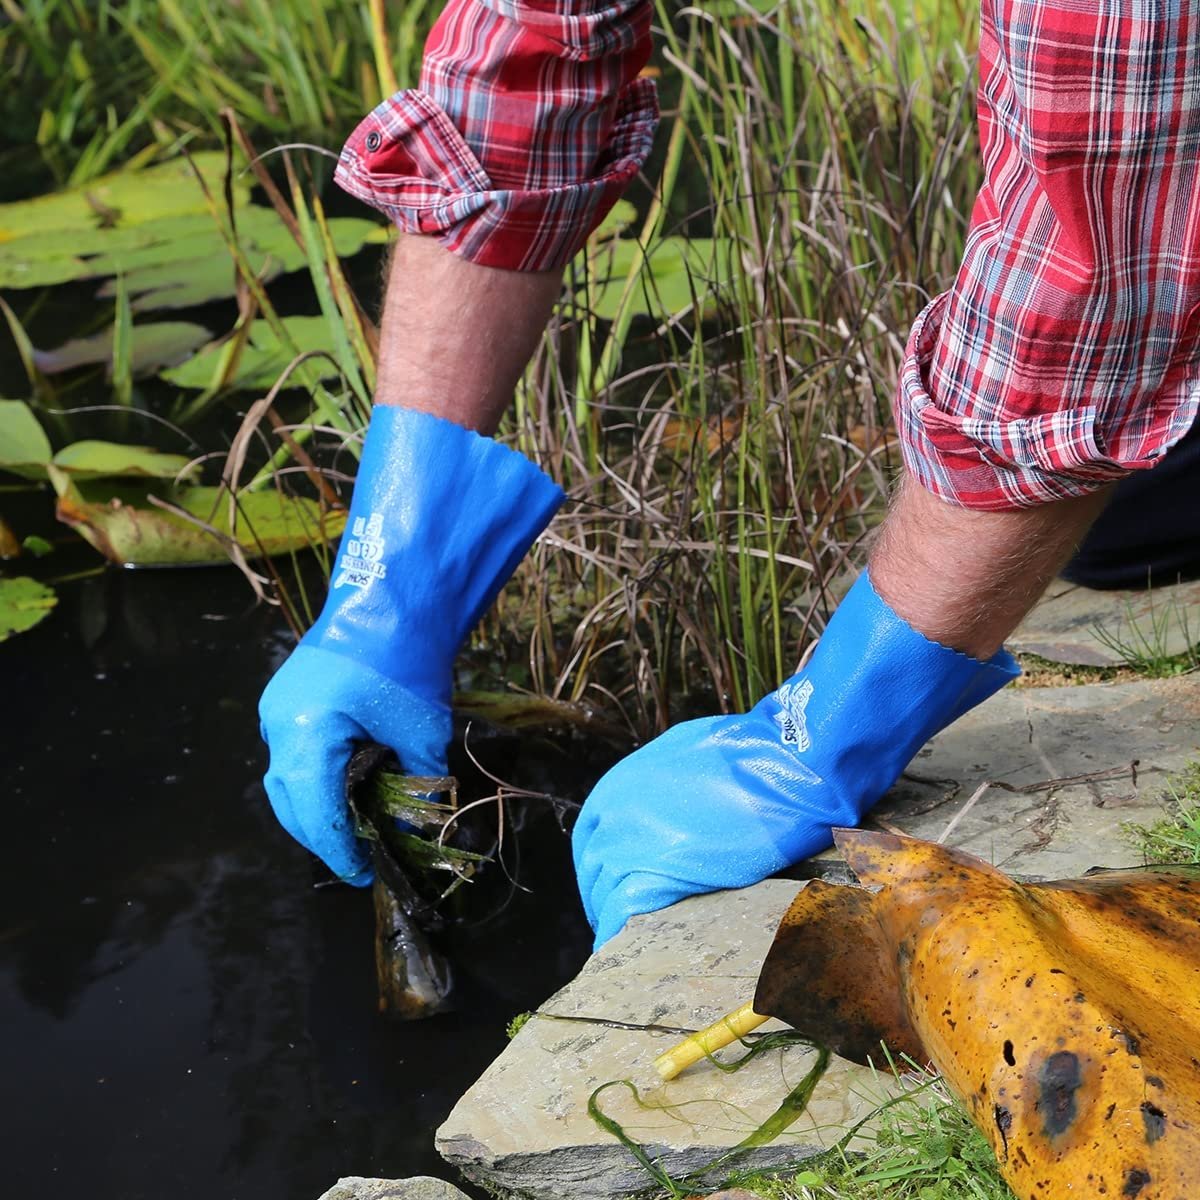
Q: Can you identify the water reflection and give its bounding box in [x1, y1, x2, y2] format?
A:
[0, 565, 603, 1199]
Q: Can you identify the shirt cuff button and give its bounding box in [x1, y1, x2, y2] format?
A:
[365, 130, 383, 152]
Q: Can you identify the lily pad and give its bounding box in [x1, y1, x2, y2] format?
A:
[162, 315, 343, 392]
[94, 212, 383, 311]
[0, 400, 53, 479]
[0, 213, 227, 290]
[584, 236, 731, 321]
[33, 322, 212, 377]
[0, 153, 248, 244]
[50, 470, 346, 566]
[0, 576, 57, 641]
[591, 198, 638, 242]
[50, 441, 199, 482]
[0, 154, 384, 309]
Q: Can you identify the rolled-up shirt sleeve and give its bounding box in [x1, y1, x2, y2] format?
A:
[894, 0, 1200, 511]
[335, 0, 658, 272]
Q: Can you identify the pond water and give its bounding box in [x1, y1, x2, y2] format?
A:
[0, 513, 612, 1198]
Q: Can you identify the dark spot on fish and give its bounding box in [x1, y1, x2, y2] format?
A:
[1146, 1075, 1164, 1089]
[1106, 1103, 1116, 1120]
[1111, 1027, 1140, 1056]
[1003, 1040, 1016, 1066]
[1016, 1147, 1030, 1167]
[1122, 1168, 1151, 1197]
[1025, 975, 1035, 987]
[994, 1105, 1013, 1158]
[1036, 1051, 1082, 1137]
[947, 1018, 957, 1030]
[1141, 1102, 1166, 1144]
[1074, 992, 1086, 1003]
[1050, 968, 1065, 974]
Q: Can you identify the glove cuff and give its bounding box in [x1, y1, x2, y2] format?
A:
[304, 406, 565, 703]
[759, 569, 1019, 855]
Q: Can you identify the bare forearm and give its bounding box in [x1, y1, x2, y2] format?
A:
[373, 234, 564, 435]
[870, 473, 1111, 660]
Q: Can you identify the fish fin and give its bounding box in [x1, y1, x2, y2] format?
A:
[754, 878, 927, 1067]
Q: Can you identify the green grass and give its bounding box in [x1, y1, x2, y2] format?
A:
[506, 1011, 534, 1040]
[1091, 592, 1200, 679]
[589, 1070, 1016, 1200]
[0, 0, 432, 196]
[1125, 760, 1200, 864]
[732, 1085, 1013, 1199]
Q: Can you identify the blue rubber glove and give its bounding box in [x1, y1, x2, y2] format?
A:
[572, 570, 1020, 947]
[259, 406, 563, 884]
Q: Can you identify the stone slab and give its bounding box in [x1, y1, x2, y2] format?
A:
[878, 674, 1200, 878]
[437, 675, 1200, 1200]
[436, 880, 897, 1200]
[1009, 576, 1200, 666]
[318, 1179, 471, 1200]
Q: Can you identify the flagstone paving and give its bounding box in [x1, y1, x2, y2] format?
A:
[433, 673, 1200, 1200]
[436, 879, 892, 1200]
[1009, 576, 1200, 667]
[318, 1180, 471, 1200]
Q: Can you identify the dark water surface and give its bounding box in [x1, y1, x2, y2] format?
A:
[0, 551, 603, 1199]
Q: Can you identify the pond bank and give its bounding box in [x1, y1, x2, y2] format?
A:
[362, 654, 1200, 1200]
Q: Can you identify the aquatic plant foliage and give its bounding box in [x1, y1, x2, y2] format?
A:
[0, 575, 57, 642]
[588, 1030, 829, 1197]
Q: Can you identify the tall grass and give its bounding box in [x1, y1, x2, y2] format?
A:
[4, 0, 984, 739]
[492, 0, 982, 733]
[0, 0, 431, 193]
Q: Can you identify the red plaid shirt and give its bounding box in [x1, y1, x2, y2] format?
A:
[336, 0, 657, 272]
[338, 0, 1199, 511]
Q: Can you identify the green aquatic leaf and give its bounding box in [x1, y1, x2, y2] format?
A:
[0, 153, 247, 244]
[0, 253, 88, 289]
[0, 400, 53, 479]
[0, 576, 57, 642]
[591, 198, 638, 242]
[50, 470, 345, 566]
[33, 322, 212, 377]
[0, 162, 382, 304]
[0, 213, 229, 290]
[453, 690, 628, 740]
[162, 315, 343, 391]
[584, 236, 731, 321]
[97, 214, 381, 311]
[50, 441, 199, 482]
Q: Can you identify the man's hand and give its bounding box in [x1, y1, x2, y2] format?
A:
[260, 647, 451, 883]
[572, 571, 1020, 948]
[259, 404, 562, 884]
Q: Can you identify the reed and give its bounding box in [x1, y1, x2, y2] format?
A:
[0, 0, 431, 191]
[3, 0, 984, 737]
[491, 0, 981, 732]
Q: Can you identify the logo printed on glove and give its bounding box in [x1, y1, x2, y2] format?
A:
[333, 512, 387, 590]
[773, 679, 814, 751]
